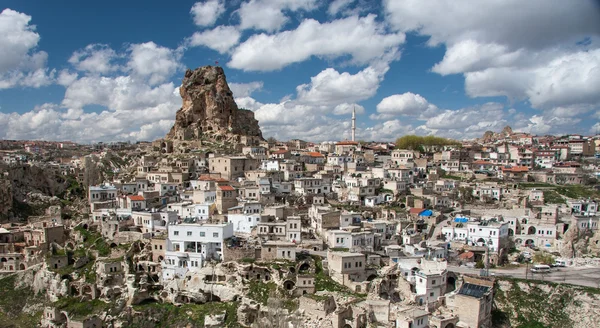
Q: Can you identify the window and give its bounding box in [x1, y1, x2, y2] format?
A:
[200, 232, 205, 237]
[174, 231, 179, 236]
[430, 292, 434, 297]
[213, 232, 218, 238]
[187, 231, 192, 236]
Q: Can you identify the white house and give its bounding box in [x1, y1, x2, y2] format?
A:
[227, 214, 261, 233]
[415, 259, 447, 303]
[162, 222, 234, 280]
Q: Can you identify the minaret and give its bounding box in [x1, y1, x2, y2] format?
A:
[352, 106, 356, 142]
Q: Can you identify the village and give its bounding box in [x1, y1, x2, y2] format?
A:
[1, 66, 600, 328]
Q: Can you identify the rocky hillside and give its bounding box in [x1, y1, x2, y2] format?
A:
[0, 164, 70, 221]
[166, 66, 263, 144]
[493, 278, 600, 328]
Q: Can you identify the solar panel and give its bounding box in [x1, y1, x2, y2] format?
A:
[458, 283, 490, 298]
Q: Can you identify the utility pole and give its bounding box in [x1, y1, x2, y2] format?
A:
[486, 238, 491, 277]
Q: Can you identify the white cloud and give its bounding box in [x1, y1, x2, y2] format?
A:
[189, 26, 241, 54]
[383, 0, 600, 49]
[0, 9, 53, 89]
[0, 83, 181, 142]
[0, 37, 187, 143]
[57, 70, 78, 87]
[383, 0, 600, 113]
[126, 42, 183, 85]
[190, 0, 226, 27]
[431, 40, 526, 76]
[590, 122, 600, 135]
[238, 0, 319, 32]
[328, 0, 355, 16]
[518, 115, 582, 136]
[68, 44, 119, 74]
[363, 119, 413, 141]
[526, 49, 600, 108]
[62, 75, 179, 112]
[425, 102, 504, 130]
[235, 96, 264, 111]
[229, 14, 405, 71]
[296, 61, 391, 106]
[229, 81, 263, 98]
[375, 92, 438, 118]
[332, 103, 364, 116]
[0, 9, 41, 72]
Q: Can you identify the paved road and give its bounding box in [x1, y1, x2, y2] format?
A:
[306, 249, 600, 288]
[449, 265, 600, 288]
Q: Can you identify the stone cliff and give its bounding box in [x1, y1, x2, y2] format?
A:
[166, 66, 263, 145]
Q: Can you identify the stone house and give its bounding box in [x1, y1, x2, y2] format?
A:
[447, 275, 494, 328]
[208, 156, 259, 181]
[396, 307, 429, 328]
[260, 241, 297, 261]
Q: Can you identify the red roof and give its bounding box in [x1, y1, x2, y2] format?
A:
[198, 175, 228, 182]
[272, 150, 289, 154]
[128, 195, 145, 201]
[336, 141, 359, 146]
[458, 251, 475, 260]
[501, 166, 529, 173]
[218, 185, 235, 191]
[472, 160, 493, 165]
[409, 208, 424, 214]
[306, 152, 324, 157]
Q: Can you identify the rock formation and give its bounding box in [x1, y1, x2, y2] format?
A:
[166, 66, 263, 145]
[481, 125, 514, 143]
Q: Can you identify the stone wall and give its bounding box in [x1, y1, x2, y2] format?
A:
[223, 245, 256, 262]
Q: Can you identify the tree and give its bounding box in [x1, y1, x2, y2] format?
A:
[395, 135, 461, 151]
[267, 137, 278, 144]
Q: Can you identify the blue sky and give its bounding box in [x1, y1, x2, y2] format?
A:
[0, 0, 599, 143]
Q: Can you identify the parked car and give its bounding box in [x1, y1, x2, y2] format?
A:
[553, 259, 567, 267]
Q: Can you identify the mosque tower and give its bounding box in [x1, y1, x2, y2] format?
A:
[352, 106, 356, 142]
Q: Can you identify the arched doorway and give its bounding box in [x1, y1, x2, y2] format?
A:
[19, 263, 25, 270]
[446, 276, 457, 293]
[528, 226, 536, 235]
[367, 274, 378, 281]
[299, 262, 310, 272]
[58, 312, 67, 323]
[283, 280, 295, 290]
[444, 324, 455, 328]
[525, 239, 535, 246]
[508, 228, 514, 236]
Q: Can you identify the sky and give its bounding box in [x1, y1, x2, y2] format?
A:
[0, 0, 599, 143]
